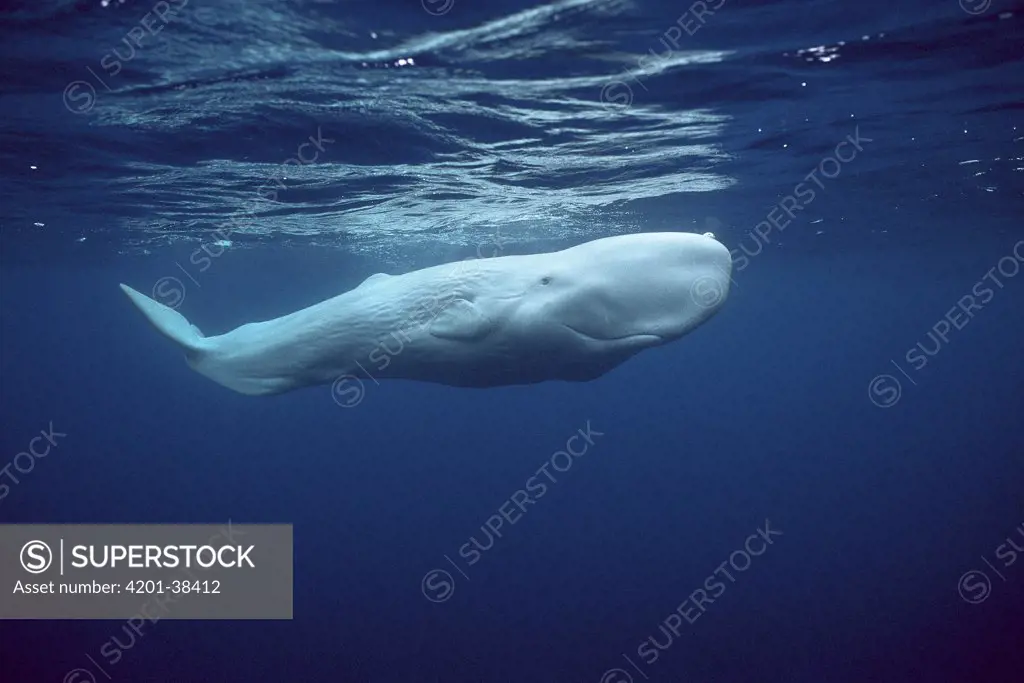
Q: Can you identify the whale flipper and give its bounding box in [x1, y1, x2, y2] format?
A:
[428, 299, 495, 341]
[119, 284, 209, 360]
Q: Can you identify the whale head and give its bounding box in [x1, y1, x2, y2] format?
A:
[514, 231, 732, 354]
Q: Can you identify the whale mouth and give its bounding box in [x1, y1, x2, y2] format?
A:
[562, 324, 663, 344]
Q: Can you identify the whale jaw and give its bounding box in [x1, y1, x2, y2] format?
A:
[561, 323, 664, 345]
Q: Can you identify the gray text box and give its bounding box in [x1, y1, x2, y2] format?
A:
[0, 524, 292, 619]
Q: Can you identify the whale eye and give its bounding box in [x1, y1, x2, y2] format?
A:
[540, 276, 552, 285]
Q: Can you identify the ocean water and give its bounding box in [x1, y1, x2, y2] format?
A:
[1, 0, 1023, 681]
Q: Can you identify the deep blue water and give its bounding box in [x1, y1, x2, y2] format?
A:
[2, 0, 1023, 681]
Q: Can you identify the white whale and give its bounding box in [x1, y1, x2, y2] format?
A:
[120, 232, 732, 395]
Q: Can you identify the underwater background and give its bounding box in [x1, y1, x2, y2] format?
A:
[1, 0, 1022, 681]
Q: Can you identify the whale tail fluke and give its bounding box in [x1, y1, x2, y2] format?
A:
[118, 284, 288, 396]
[119, 284, 210, 361]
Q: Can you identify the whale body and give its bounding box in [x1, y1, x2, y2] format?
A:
[119, 232, 732, 395]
